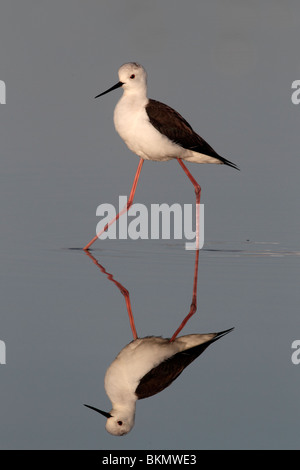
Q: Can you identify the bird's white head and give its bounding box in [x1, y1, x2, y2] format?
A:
[105, 408, 135, 436]
[118, 62, 147, 95]
[95, 62, 147, 100]
[84, 403, 135, 436]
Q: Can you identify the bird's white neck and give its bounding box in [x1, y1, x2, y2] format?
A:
[111, 397, 136, 413]
[121, 85, 148, 102]
[111, 401, 136, 425]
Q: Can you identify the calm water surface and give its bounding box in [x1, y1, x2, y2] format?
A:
[1, 237, 299, 449]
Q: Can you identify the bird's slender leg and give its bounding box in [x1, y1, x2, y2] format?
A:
[84, 251, 138, 340]
[170, 247, 200, 342]
[169, 159, 201, 341]
[177, 158, 201, 249]
[83, 157, 144, 251]
[177, 158, 201, 203]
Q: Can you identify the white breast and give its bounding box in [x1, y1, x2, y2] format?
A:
[104, 337, 181, 403]
[114, 96, 185, 161]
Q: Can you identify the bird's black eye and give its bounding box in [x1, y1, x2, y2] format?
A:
[130, 74, 135, 79]
[117, 420, 123, 426]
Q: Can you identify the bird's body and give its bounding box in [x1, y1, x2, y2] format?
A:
[105, 334, 221, 400]
[114, 96, 177, 162]
[85, 328, 233, 436]
[112, 63, 237, 167]
[84, 62, 238, 250]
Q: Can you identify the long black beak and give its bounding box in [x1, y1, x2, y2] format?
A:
[84, 404, 112, 418]
[95, 81, 123, 99]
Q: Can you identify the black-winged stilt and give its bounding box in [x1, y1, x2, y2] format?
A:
[84, 251, 234, 436]
[84, 62, 239, 250]
[85, 328, 233, 436]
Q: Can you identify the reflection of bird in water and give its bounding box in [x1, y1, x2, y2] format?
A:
[85, 328, 233, 436]
[84, 251, 234, 436]
[84, 62, 239, 250]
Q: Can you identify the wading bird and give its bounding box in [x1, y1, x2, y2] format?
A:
[84, 251, 234, 436]
[84, 63, 239, 250]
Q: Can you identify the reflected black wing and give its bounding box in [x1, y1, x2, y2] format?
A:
[135, 328, 234, 400]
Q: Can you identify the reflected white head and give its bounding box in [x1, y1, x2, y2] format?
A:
[105, 409, 135, 436]
[84, 404, 135, 436]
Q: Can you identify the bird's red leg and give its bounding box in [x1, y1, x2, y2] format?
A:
[170, 247, 199, 341]
[83, 158, 144, 250]
[84, 251, 138, 340]
[169, 160, 201, 341]
[177, 158, 201, 204]
[177, 158, 201, 250]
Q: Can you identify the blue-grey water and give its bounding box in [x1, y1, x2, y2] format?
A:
[1, 1, 300, 450]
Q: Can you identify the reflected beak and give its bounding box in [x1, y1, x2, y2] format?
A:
[95, 81, 123, 99]
[84, 404, 112, 418]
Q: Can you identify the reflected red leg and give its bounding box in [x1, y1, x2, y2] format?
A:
[84, 251, 138, 340]
[170, 158, 201, 340]
[83, 158, 144, 251]
[170, 248, 200, 342]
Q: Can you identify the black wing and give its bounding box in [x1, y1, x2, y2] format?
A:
[146, 99, 239, 170]
[135, 328, 234, 400]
